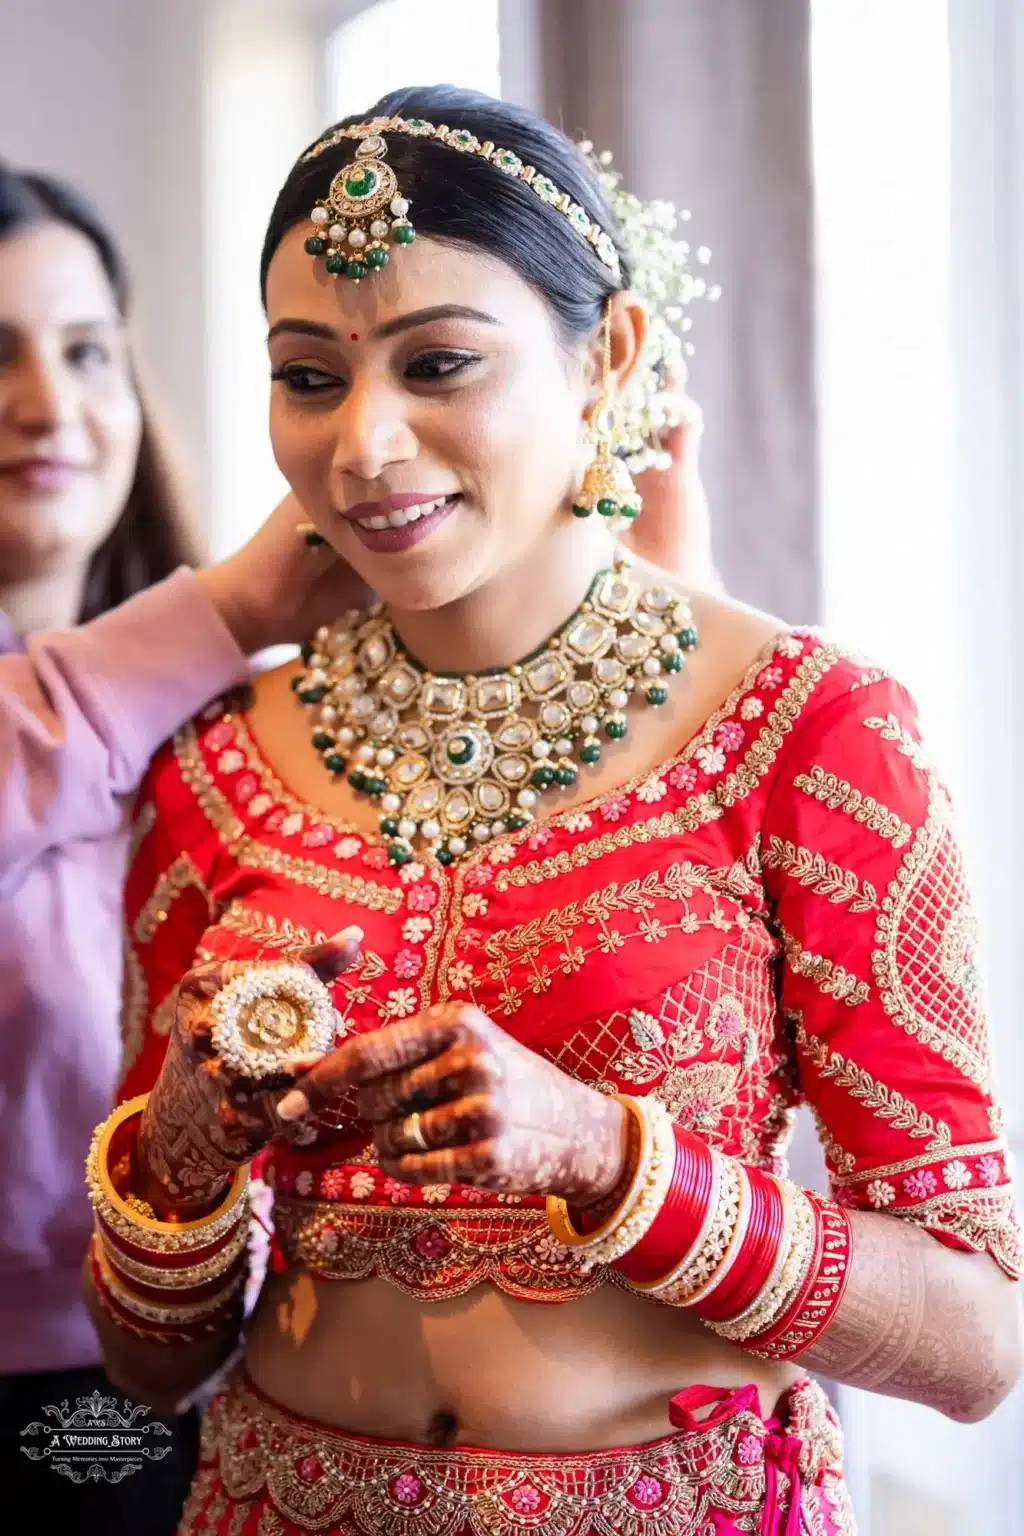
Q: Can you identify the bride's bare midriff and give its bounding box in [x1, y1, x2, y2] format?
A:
[245, 1272, 801, 1450]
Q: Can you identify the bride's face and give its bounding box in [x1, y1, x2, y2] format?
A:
[265, 225, 593, 611]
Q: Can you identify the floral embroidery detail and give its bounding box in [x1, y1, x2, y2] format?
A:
[695, 744, 727, 775]
[383, 1177, 411, 1203]
[487, 841, 516, 864]
[668, 761, 699, 792]
[294, 1170, 314, 1197]
[527, 827, 553, 849]
[866, 1179, 897, 1208]
[334, 836, 362, 860]
[205, 720, 234, 749]
[759, 664, 784, 689]
[406, 883, 438, 913]
[394, 948, 424, 981]
[740, 696, 765, 721]
[447, 960, 475, 992]
[302, 823, 334, 848]
[297, 1454, 324, 1483]
[217, 749, 245, 773]
[903, 1169, 938, 1200]
[280, 812, 304, 838]
[464, 865, 492, 891]
[636, 779, 667, 804]
[320, 1168, 347, 1199]
[263, 808, 285, 833]
[392, 1472, 424, 1505]
[422, 1184, 452, 1203]
[736, 1433, 764, 1466]
[630, 1473, 666, 1508]
[248, 793, 273, 818]
[601, 796, 631, 822]
[509, 1484, 543, 1514]
[943, 1159, 973, 1190]
[776, 633, 806, 659]
[350, 1170, 375, 1199]
[463, 893, 489, 917]
[398, 861, 425, 885]
[715, 721, 745, 752]
[384, 988, 418, 1019]
[564, 811, 594, 830]
[363, 845, 389, 870]
[401, 916, 433, 944]
[706, 997, 746, 1048]
[460, 1186, 488, 1204]
[458, 926, 486, 950]
[978, 1155, 1003, 1187]
[234, 773, 259, 804]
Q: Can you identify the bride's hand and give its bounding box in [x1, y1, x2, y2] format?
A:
[135, 928, 363, 1219]
[276, 1003, 629, 1203]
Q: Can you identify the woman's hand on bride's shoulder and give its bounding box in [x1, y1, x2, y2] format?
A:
[276, 1002, 629, 1204]
[135, 929, 363, 1219]
[196, 493, 375, 655]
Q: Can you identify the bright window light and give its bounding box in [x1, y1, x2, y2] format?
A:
[327, 0, 501, 117]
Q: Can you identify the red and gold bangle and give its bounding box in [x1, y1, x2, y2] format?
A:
[645, 1154, 744, 1306]
[696, 1166, 787, 1323]
[100, 1218, 251, 1292]
[707, 1183, 817, 1343]
[546, 1096, 676, 1268]
[614, 1126, 715, 1286]
[749, 1195, 853, 1360]
[88, 1237, 242, 1345]
[92, 1236, 246, 1328]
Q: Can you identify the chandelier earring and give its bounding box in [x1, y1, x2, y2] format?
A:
[572, 305, 642, 524]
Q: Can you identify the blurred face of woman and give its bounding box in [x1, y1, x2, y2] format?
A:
[0, 221, 141, 583]
[265, 226, 593, 613]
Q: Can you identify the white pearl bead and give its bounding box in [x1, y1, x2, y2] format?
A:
[473, 823, 491, 842]
[532, 740, 551, 758]
[355, 743, 375, 763]
[555, 737, 573, 756]
[376, 747, 396, 767]
[660, 634, 680, 653]
[382, 793, 401, 813]
[398, 818, 417, 840]
[609, 688, 629, 709]
[421, 819, 441, 841]
[319, 705, 338, 723]
[370, 219, 390, 238]
[329, 224, 346, 243]
[310, 207, 329, 225]
[643, 657, 662, 677]
[581, 714, 599, 735]
[449, 837, 467, 855]
[337, 726, 355, 746]
[390, 197, 409, 216]
[348, 229, 367, 248]
[517, 788, 538, 808]
[491, 820, 507, 837]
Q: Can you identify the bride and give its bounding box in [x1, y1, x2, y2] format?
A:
[85, 86, 1020, 1535]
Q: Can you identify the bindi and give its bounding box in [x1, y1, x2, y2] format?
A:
[350, 333, 359, 341]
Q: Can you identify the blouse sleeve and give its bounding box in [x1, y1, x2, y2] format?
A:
[761, 669, 1022, 1280]
[0, 571, 246, 898]
[115, 729, 223, 1106]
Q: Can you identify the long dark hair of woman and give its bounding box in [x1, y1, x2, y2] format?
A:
[0, 164, 202, 621]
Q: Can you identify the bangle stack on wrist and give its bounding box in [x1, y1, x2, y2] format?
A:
[544, 1098, 852, 1360]
[85, 1094, 250, 1345]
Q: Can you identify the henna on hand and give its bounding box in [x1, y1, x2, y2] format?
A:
[279, 1003, 629, 1203]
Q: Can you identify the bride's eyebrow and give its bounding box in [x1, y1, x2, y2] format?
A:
[267, 306, 500, 346]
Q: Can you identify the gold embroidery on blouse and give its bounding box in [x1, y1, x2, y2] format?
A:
[871, 779, 991, 1087]
[119, 932, 147, 1076]
[808, 1103, 857, 1176]
[885, 1187, 1023, 1280]
[761, 836, 878, 911]
[793, 766, 911, 847]
[779, 929, 870, 1007]
[863, 713, 931, 773]
[218, 903, 328, 952]
[126, 801, 156, 865]
[792, 1013, 952, 1151]
[133, 854, 214, 943]
[830, 1138, 1007, 1186]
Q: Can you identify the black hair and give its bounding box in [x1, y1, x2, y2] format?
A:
[260, 85, 630, 342]
[0, 164, 201, 622]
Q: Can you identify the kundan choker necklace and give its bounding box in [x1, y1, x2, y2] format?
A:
[293, 552, 699, 867]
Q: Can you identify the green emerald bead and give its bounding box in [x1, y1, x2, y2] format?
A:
[436, 847, 455, 866]
[324, 752, 347, 775]
[507, 814, 529, 830]
[678, 627, 699, 651]
[304, 236, 326, 256]
[325, 254, 347, 274]
[646, 684, 669, 706]
[345, 171, 377, 198]
[446, 736, 475, 766]
[366, 776, 386, 798]
[312, 731, 334, 751]
[571, 504, 593, 519]
[298, 686, 325, 705]
[662, 652, 684, 674]
[388, 842, 413, 866]
[300, 642, 315, 663]
[348, 770, 367, 791]
[619, 505, 640, 520]
[579, 742, 601, 765]
[393, 223, 416, 245]
[290, 675, 303, 692]
[596, 498, 618, 518]
[531, 766, 555, 790]
[380, 816, 400, 837]
[604, 718, 627, 740]
[365, 247, 388, 269]
[304, 530, 326, 547]
[555, 766, 576, 787]
[346, 260, 368, 280]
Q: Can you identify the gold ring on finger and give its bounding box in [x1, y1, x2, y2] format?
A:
[402, 1112, 430, 1155]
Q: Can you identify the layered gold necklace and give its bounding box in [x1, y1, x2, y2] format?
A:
[294, 553, 698, 866]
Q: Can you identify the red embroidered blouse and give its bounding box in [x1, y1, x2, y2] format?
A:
[117, 631, 1022, 1304]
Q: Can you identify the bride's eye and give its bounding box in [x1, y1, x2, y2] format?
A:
[405, 351, 480, 381]
[270, 364, 341, 394]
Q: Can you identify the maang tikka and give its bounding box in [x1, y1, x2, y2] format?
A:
[573, 304, 642, 523]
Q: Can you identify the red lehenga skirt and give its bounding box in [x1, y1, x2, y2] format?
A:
[178, 1370, 855, 1535]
